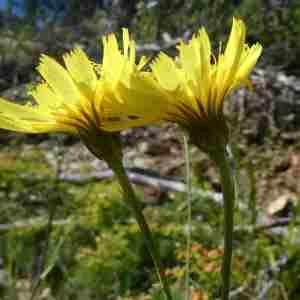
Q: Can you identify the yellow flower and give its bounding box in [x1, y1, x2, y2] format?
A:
[0, 29, 146, 138]
[0, 47, 102, 135]
[0, 42, 120, 162]
[101, 18, 262, 150]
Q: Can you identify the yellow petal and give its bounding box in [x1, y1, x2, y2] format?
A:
[101, 34, 124, 84]
[198, 28, 212, 107]
[30, 82, 94, 133]
[63, 48, 97, 93]
[0, 97, 48, 120]
[122, 28, 130, 57]
[30, 83, 63, 110]
[236, 43, 262, 80]
[178, 38, 199, 83]
[137, 55, 150, 70]
[31, 121, 76, 134]
[0, 97, 58, 133]
[0, 117, 34, 133]
[129, 40, 136, 66]
[37, 55, 80, 104]
[151, 53, 181, 91]
[224, 17, 246, 70]
[214, 18, 247, 109]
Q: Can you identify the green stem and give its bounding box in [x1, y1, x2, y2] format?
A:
[183, 134, 192, 300]
[212, 147, 235, 300]
[79, 130, 172, 300]
[112, 162, 173, 300]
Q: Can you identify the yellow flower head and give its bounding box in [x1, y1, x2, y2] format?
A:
[0, 29, 147, 137]
[0, 48, 101, 135]
[0, 29, 156, 161]
[157, 17, 262, 121]
[102, 18, 262, 150]
[0, 44, 129, 162]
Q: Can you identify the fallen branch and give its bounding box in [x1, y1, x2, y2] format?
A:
[235, 216, 300, 235]
[136, 38, 181, 53]
[255, 216, 300, 231]
[59, 168, 224, 206]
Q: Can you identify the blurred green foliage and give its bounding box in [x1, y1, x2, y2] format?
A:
[1, 0, 300, 92]
[0, 144, 298, 299]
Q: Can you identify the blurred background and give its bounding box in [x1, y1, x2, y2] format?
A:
[1, 0, 300, 299]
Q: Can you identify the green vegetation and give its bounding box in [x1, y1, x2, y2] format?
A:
[0, 142, 298, 299]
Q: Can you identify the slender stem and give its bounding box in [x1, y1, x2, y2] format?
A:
[212, 147, 235, 300]
[112, 162, 173, 300]
[247, 161, 257, 225]
[30, 205, 56, 300]
[30, 146, 63, 300]
[79, 130, 172, 299]
[183, 134, 192, 300]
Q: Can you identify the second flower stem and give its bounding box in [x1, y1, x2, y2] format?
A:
[212, 147, 235, 300]
[112, 162, 173, 300]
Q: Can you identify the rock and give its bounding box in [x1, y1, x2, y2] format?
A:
[230, 68, 300, 146]
[266, 194, 295, 216]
